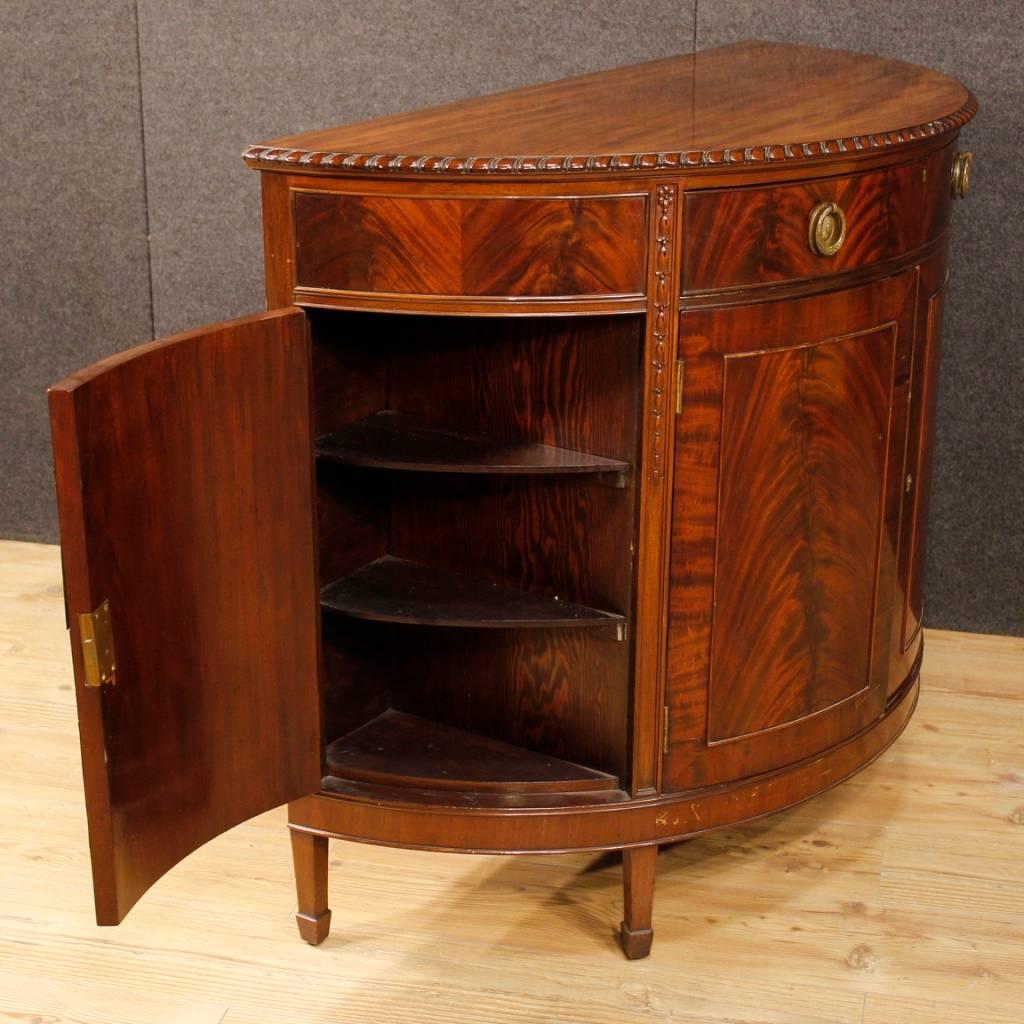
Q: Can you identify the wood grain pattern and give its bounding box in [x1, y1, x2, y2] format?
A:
[665, 273, 918, 789]
[47, 310, 321, 924]
[389, 626, 629, 780]
[293, 192, 646, 298]
[708, 329, 894, 742]
[684, 148, 956, 293]
[460, 196, 646, 296]
[888, 145, 955, 254]
[683, 169, 890, 292]
[245, 42, 975, 177]
[295, 194, 461, 294]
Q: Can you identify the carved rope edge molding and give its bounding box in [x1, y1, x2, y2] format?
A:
[243, 94, 978, 175]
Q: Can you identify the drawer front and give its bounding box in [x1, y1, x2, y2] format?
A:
[682, 149, 953, 294]
[888, 144, 955, 254]
[293, 192, 647, 299]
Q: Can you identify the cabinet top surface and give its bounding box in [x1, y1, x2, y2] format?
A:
[245, 41, 975, 178]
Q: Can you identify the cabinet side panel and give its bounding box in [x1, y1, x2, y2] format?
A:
[261, 172, 297, 309]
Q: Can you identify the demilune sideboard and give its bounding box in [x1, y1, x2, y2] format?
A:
[49, 41, 976, 959]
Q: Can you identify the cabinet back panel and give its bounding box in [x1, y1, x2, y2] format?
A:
[391, 627, 629, 779]
[385, 314, 641, 459]
[386, 315, 641, 781]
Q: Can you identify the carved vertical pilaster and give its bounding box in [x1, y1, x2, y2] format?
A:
[649, 184, 675, 484]
[632, 181, 683, 796]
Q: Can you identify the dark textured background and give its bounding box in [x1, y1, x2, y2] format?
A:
[1, 2, 1020, 635]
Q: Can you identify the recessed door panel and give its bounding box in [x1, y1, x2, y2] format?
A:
[709, 329, 894, 743]
[664, 273, 916, 790]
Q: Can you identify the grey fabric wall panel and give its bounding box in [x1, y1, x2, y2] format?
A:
[0, 2, 152, 542]
[135, 0, 694, 336]
[695, 2, 1023, 636]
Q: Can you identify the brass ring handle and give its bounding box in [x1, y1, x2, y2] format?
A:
[808, 201, 847, 257]
[951, 151, 973, 199]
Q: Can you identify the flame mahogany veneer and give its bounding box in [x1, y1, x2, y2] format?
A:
[49, 42, 976, 959]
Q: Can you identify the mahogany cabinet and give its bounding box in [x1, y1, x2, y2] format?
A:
[49, 41, 977, 959]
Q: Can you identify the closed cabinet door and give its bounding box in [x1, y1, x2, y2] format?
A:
[49, 308, 322, 924]
[664, 272, 917, 790]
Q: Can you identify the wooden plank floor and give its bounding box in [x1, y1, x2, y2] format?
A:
[0, 539, 1021, 1024]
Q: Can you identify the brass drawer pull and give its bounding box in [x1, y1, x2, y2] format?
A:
[951, 151, 973, 199]
[808, 201, 847, 256]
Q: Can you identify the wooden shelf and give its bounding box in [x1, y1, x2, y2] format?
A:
[316, 411, 629, 475]
[320, 556, 625, 630]
[325, 710, 620, 794]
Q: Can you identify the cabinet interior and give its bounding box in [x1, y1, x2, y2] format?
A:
[310, 310, 643, 800]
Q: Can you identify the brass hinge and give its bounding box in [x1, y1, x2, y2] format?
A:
[78, 599, 116, 688]
[662, 704, 671, 754]
[675, 359, 685, 415]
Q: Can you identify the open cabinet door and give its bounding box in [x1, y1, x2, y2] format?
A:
[49, 308, 321, 925]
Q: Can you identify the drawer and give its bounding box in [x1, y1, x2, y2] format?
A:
[682, 148, 953, 294]
[292, 192, 647, 299]
[888, 144, 955, 254]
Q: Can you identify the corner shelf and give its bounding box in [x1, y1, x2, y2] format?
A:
[325, 710, 620, 794]
[316, 410, 630, 476]
[320, 556, 625, 630]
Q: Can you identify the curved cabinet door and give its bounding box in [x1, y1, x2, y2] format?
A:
[49, 308, 321, 924]
[664, 273, 917, 790]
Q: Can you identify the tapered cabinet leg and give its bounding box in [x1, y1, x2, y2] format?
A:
[619, 844, 657, 959]
[291, 828, 331, 945]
